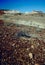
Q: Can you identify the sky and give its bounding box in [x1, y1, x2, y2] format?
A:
[0, 0, 45, 12]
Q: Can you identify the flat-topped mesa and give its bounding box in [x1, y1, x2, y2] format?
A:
[32, 10, 43, 14]
[25, 10, 44, 16]
[30, 10, 43, 16]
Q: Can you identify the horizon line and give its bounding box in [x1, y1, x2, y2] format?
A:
[0, 9, 45, 13]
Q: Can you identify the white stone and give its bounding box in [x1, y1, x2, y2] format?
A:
[31, 45, 34, 49]
[29, 52, 33, 59]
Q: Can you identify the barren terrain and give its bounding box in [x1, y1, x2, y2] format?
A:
[0, 11, 45, 65]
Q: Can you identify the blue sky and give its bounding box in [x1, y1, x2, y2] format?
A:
[0, 0, 45, 12]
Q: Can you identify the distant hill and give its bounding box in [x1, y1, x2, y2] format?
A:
[0, 9, 45, 17]
[0, 9, 45, 29]
[25, 10, 45, 17]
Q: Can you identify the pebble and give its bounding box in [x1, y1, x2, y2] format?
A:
[29, 52, 33, 59]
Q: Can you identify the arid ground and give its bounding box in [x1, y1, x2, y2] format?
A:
[0, 11, 45, 65]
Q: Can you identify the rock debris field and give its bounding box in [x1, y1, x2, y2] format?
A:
[0, 10, 45, 65]
[0, 20, 45, 65]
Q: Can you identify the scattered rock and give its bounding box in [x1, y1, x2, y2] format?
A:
[29, 52, 33, 59]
